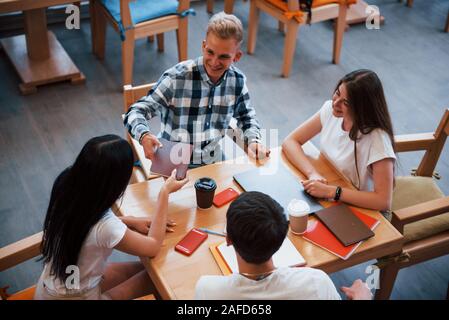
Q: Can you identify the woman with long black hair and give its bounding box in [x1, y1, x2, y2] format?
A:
[34, 134, 188, 299]
[282, 70, 396, 211]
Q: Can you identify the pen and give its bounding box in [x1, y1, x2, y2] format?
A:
[198, 228, 226, 237]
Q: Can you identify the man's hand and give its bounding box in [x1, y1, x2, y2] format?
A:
[341, 279, 373, 300]
[247, 142, 271, 161]
[141, 133, 163, 160]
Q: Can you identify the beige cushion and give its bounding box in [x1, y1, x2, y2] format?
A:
[393, 176, 449, 242]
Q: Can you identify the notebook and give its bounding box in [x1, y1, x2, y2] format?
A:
[233, 166, 323, 219]
[314, 204, 375, 246]
[302, 206, 380, 260]
[210, 237, 306, 275]
[150, 138, 193, 179]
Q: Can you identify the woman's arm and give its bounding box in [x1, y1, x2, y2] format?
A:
[302, 158, 395, 211]
[115, 170, 188, 257]
[282, 111, 326, 181]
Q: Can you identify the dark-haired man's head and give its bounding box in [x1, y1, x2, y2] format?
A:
[226, 191, 288, 264]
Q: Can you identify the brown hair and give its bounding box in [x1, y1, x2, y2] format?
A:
[206, 11, 243, 44]
[335, 69, 395, 189]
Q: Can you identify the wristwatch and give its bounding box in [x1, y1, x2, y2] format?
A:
[334, 186, 342, 201]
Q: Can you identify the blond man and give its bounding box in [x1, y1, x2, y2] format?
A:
[124, 12, 269, 166]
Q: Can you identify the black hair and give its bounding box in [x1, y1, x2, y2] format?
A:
[226, 191, 288, 264]
[40, 134, 134, 282]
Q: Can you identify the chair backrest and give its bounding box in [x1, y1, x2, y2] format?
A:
[0, 232, 42, 300]
[394, 108, 449, 177]
[123, 83, 156, 112]
[123, 83, 159, 180]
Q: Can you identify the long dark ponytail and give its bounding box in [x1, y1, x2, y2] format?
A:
[41, 135, 133, 282]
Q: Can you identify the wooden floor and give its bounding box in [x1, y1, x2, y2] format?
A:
[1, 0, 448, 299]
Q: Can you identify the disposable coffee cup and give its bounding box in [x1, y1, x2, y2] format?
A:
[194, 177, 217, 210]
[288, 199, 310, 235]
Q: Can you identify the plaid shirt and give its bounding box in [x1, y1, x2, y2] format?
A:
[124, 57, 261, 163]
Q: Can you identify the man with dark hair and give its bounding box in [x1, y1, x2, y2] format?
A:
[195, 191, 372, 300]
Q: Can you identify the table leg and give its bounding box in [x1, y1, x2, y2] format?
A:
[1, 7, 85, 94]
[23, 8, 50, 60]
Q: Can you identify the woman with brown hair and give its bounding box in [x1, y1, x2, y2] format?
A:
[282, 70, 396, 211]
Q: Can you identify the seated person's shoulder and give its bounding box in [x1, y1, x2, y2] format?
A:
[227, 64, 247, 83]
[164, 59, 197, 79]
[195, 275, 233, 299]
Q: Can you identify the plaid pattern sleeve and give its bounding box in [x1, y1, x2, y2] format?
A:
[123, 58, 262, 162]
[232, 77, 261, 145]
[123, 73, 174, 143]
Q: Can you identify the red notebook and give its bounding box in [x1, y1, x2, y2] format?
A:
[302, 206, 380, 260]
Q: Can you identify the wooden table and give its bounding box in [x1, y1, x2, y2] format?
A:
[0, 0, 85, 94]
[118, 143, 403, 300]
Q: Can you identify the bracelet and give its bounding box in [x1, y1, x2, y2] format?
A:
[139, 131, 150, 145]
[334, 186, 342, 201]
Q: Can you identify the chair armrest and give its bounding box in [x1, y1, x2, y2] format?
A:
[391, 196, 449, 233]
[394, 132, 435, 152]
[0, 232, 43, 272]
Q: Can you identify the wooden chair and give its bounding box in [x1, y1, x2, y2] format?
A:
[123, 82, 247, 182]
[123, 83, 160, 182]
[90, 0, 192, 86]
[374, 108, 449, 299]
[0, 232, 155, 300]
[206, 0, 240, 14]
[247, 0, 356, 77]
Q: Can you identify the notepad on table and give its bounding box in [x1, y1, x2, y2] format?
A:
[210, 237, 306, 275]
[302, 206, 380, 260]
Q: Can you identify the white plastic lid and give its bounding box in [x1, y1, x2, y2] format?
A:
[287, 199, 310, 217]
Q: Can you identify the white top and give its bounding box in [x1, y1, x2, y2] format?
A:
[319, 100, 396, 191]
[40, 209, 127, 295]
[195, 267, 341, 300]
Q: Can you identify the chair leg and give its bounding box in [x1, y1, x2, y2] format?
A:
[122, 36, 135, 85]
[247, 0, 260, 55]
[206, 0, 214, 13]
[446, 281, 449, 300]
[332, 3, 347, 64]
[148, 35, 154, 43]
[278, 21, 285, 33]
[89, 0, 97, 53]
[157, 34, 164, 52]
[92, 1, 106, 60]
[406, 0, 413, 7]
[445, 10, 449, 33]
[374, 265, 400, 300]
[176, 19, 188, 62]
[224, 0, 235, 14]
[281, 20, 299, 78]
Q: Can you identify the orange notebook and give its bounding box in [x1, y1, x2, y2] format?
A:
[302, 206, 380, 260]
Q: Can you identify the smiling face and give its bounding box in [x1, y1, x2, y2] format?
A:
[332, 83, 351, 119]
[202, 32, 242, 83]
